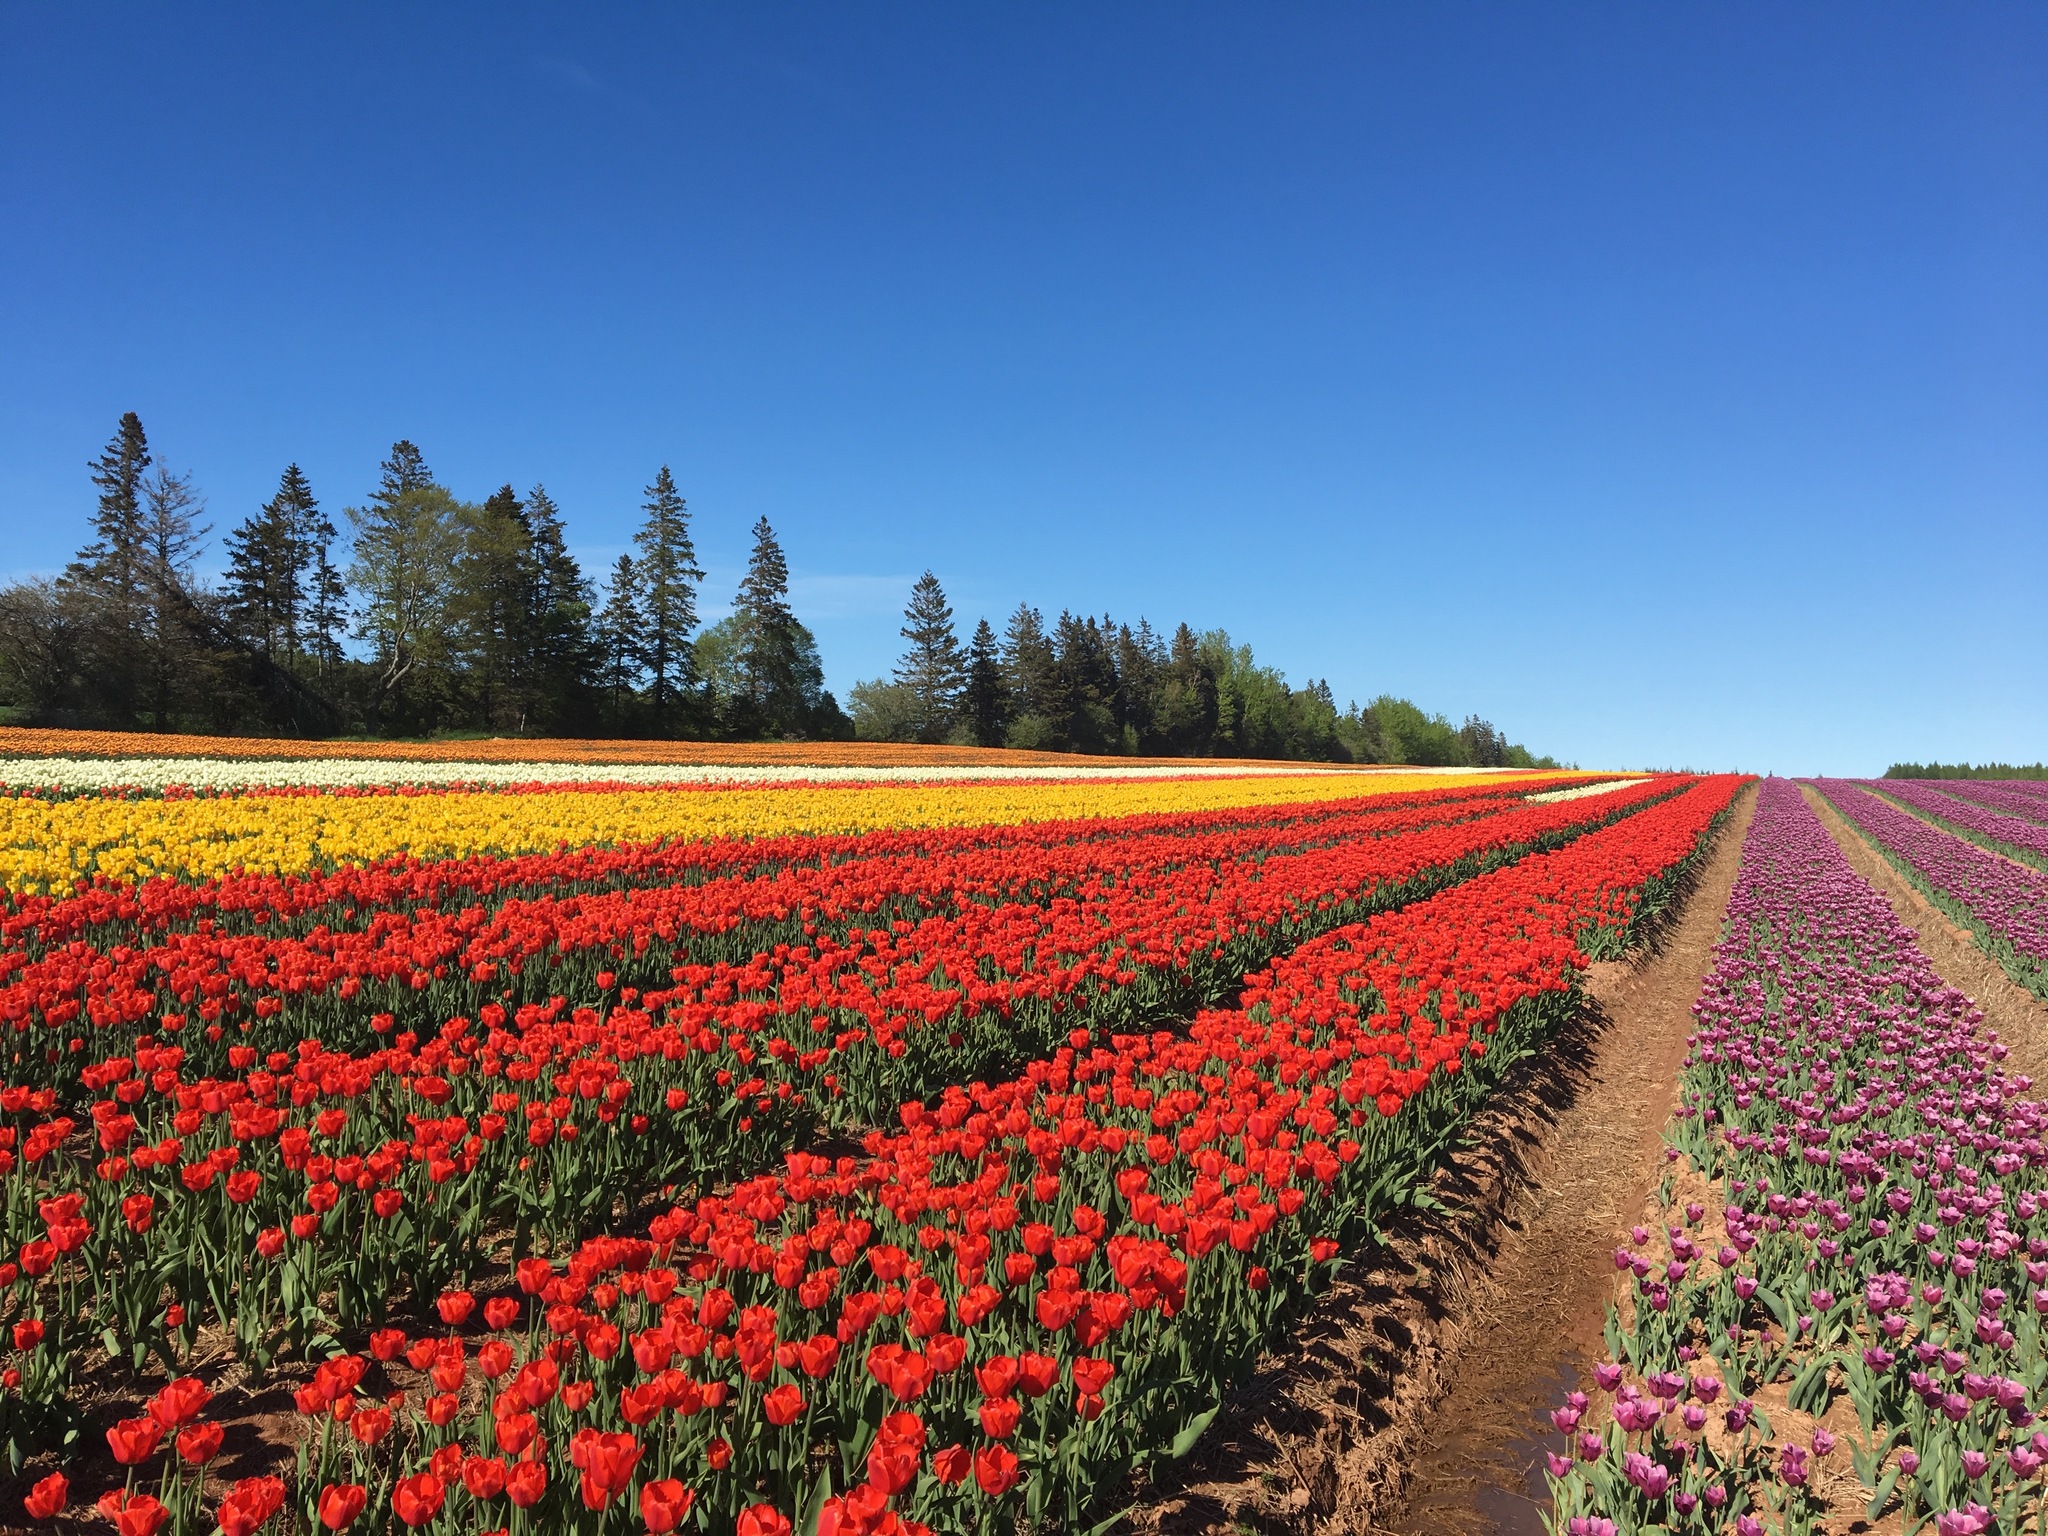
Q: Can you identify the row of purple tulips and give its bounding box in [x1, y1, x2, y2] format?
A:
[1814, 780, 2048, 1004]
[1543, 778, 2048, 1536]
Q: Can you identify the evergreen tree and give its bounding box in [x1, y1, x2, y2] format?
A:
[960, 617, 1007, 747]
[74, 411, 152, 604]
[450, 486, 535, 730]
[62, 412, 154, 720]
[1051, 611, 1117, 753]
[593, 553, 647, 730]
[224, 464, 322, 664]
[893, 571, 964, 744]
[376, 441, 435, 502]
[730, 517, 812, 736]
[999, 603, 1058, 745]
[633, 466, 703, 721]
[136, 466, 212, 729]
[346, 443, 461, 728]
[1156, 622, 1218, 755]
[521, 485, 594, 730]
[1112, 619, 1164, 752]
[305, 543, 348, 680]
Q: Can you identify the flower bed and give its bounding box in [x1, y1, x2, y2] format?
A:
[1544, 778, 2048, 1536]
[1873, 781, 2048, 873]
[8, 775, 1740, 1534]
[1814, 778, 2048, 1003]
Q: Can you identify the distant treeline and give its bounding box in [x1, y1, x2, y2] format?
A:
[0, 413, 1556, 766]
[1884, 762, 2048, 781]
[850, 573, 1556, 766]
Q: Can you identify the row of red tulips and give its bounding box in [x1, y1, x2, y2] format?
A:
[0, 784, 1597, 1093]
[0, 780, 1690, 1462]
[5, 781, 1547, 950]
[13, 777, 1743, 1533]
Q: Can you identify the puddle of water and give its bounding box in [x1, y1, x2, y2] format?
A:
[1394, 1362, 1581, 1536]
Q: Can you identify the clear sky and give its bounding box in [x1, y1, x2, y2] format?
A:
[1, 5, 2042, 774]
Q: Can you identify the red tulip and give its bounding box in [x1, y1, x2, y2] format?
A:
[506, 1460, 549, 1508]
[317, 1484, 367, 1532]
[149, 1375, 211, 1427]
[979, 1394, 1022, 1439]
[391, 1473, 444, 1527]
[177, 1420, 225, 1464]
[640, 1478, 696, 1534]
[106, 1415, 165, 1465]
[215, 1476, 285, 1536]
[763, 1383, 805, 1426]
[974, 1444, 1022, 1497]
[97, 1491, 169, 1536]
[21, 1470, 66, 1520]
[737, 1504, 793, 1536]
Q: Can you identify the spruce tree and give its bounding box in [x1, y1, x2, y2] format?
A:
[732, 516, 808, 736]
[345, 443, 461, 727]
[63, 412, 154, 720]
[522, 485, 594, 729]
[893, 571, 964, 744]
[225, 464, 323, 664]
[450, 485, 534, 729]
[136, 466, 211, 729]
[632, 466, 703, 721]
[961, 617, 1007, 747]
[594, 553, 647, 730]
[1000, 603, 1057, 737]
[75, 412, 152, 603]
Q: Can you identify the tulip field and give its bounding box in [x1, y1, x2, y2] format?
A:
[16, 744, 2048, 1536]
[1543, 777, 2048, 1536]
[0, 730, 1768, 1536]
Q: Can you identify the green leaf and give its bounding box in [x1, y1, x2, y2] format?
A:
[1864, 1465, 1900, 1519]
[798, 1464, 834, 1536]
[1169, 1398, 1222, 1459]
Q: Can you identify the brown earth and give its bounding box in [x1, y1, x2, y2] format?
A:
[1127, 783, 1758, 1536]
[1803, 783, 2048, 1085]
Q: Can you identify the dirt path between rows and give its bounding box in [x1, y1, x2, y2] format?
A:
[1804, 783, 2048, 1085]
[1128, 783, 1757, 1536]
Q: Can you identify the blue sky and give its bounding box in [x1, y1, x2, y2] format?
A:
[1, 5, 2042, 774]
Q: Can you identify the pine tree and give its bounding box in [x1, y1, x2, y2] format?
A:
[74, 412, 152, 604]
[1000, 603, 1057, 737]
[305, 544, 348, 680]
[376, 441, 435, 503]
[136, 466, 211, 729]
[62, 412, 154, 721]
[224, 464, 323, 664]
[593, 553, 647, 730]
[450, 486, 535, 730]
[1157, 622, 1218, 755]
[961, 617, 1007, 747]
[522, 485, 594, 730]
[894, 571, 964, 744]
[345, 443, 461, 727]
[633, 466, 703, 720]
[732, 517, 809, 736]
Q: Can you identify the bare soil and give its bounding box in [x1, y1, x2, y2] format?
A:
[1128, 783, 1758, 1536]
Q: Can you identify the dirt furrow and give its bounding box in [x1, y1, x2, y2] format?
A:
[1127, 783, 1756, 1536]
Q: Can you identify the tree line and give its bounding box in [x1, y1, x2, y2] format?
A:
[0, 413, 1556, 766]
[845, 571, 1554, 766]
[1883, 762, 2048, 781]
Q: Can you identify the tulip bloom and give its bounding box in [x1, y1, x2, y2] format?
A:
[317, 1484, 368, 1531]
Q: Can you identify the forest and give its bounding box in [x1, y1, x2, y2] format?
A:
[0, 414, 1556, 766]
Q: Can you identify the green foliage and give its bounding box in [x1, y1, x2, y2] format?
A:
[0, 416, 1560, 762]
[1884, 761, 2048, 780]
